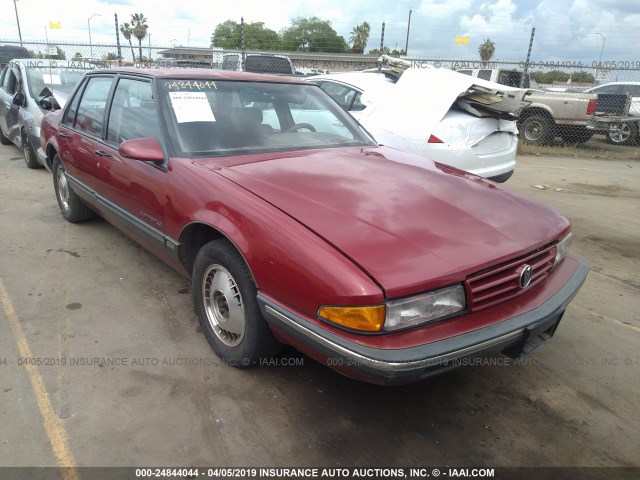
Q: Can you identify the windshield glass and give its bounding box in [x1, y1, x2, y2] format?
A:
[25, 65, 87, 99]
[159, 79, 376, 157]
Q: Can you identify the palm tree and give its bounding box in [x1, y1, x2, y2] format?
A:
[130, 13, 149, 63]
[120, 22, 136, 62]
[350, 22, 371, 54]
[478, 38, 495, 61]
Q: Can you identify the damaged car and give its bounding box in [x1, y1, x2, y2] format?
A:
[310, 61, 530, 182]
[38, 68, 587, 385]
[0, 59, 91, 168]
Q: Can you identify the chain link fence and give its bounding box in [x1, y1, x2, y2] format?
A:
[2, 39, 639, 157]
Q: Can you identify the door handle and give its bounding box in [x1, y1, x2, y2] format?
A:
[59, 132, 70, 138]
[94, 150, 112, 157]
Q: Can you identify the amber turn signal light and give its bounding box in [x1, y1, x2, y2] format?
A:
[318, 305, 385, 332]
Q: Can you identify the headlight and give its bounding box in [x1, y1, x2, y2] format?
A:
[318, 284, 466, 333]
[384, 284, 465, 331]
[554, 232, 573, 267]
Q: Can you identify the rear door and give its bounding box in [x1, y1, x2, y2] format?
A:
[0, 65, 20, 142]
[58, 75, 115, 192]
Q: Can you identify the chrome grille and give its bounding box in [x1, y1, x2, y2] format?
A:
[465, 243, 557, 311]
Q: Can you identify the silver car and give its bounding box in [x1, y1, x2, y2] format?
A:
[0, 59, 93, 168]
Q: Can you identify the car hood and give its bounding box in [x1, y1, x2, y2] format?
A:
[358, 67, 530, 153]
[200, 147, 569, 298]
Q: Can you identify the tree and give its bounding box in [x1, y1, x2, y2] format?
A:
[73, 52, 83, 60]
[349, 22, 371, 54]
[281, 17, 348, 53]
[478, 38, 495, 61]
[130, 13, 149, 63]
[211, 20, 281, 50]
[102, 52, 120, 61]
[120, 22, 136, 62]
[368, 47, 406, 56]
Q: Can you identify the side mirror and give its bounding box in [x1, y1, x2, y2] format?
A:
[119, 137, 164, 163]
[13, 92, 26, 106]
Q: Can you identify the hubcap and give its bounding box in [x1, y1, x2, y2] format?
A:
[525, 121, 543, 141]
[202, 264, 245, 347]
[609, 123, 630, 143]
[56, 167, 70, 211]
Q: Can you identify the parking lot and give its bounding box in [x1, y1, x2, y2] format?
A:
[0, 142, 638, 470]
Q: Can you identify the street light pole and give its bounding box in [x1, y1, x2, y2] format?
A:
[88, 14, 101, 59]
[13, 0, 23, 45]
[404, 9, 412, 55]
[595, 32, 606, 66]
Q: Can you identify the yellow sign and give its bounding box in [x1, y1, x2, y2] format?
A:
[49, 22, 62, 29]
[455, 36, 470, 44]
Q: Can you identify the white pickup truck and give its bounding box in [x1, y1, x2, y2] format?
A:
[458, 68, 598, 145]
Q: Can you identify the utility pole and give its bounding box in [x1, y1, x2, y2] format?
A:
[13, 0, 23, 45]
[521, 26, 535, 88]
[405, 9, 412, 55]
[114, 13, 122, 66]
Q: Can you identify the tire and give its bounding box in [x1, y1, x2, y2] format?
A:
[560, 126, 593, 145]
[520, 114, 555, 145]
[606, 122, 638, 146]
[22, 130, 41, 169]
[192, 239, 282, 368]
[0, 126, 11, 145]
[52, 155, 94, 222]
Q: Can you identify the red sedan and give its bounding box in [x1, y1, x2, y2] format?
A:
[38, 69, 588, 385]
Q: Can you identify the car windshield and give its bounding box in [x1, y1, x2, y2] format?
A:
[159, 79, 376, 157]
[25, 65, 86, 99]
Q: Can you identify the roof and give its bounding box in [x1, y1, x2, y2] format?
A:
[87, 67, 308, 84]
[310, 71, 398, 92]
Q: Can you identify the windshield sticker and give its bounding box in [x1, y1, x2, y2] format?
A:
[165, 80, 217, 90]
[169, 91, 216, 123]
[42, 73, 62, 85]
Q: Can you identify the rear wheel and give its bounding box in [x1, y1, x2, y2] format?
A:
[606, 122, 638, 146]
[52, 155, 94, 222]
[520, 114, 554, 145]
[192, 239, 282, 367]
[0, 126, 11, 145]
[22, 130, 41, 169]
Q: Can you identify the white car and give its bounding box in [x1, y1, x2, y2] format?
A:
[584, 82, 640, 145]
[310, 67, 531, 182]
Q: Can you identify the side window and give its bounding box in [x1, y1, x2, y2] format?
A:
[2, 68, 17, 95]
[458, 70, 472, 76]
[593, 85, 618, 94]
[319, 82, 359, 111]
[622, 85, 640, 96]
[74, 77, 113, 138]
[62, 81, 84, 127]
[478, 70, 492, 81]
[107, 78, 160, 145]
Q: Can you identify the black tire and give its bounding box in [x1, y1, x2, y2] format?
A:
[606, 122, 638, 146]
[560, 126, 593, 145]
[0, 126, 11, 145]
[22, 130, 41, 169]
[192, 239, 282, 368]
[520, 114, 555, 145]
[52, 155, 94, 222]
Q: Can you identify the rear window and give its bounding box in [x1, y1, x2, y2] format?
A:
[245, 56, 293, 75]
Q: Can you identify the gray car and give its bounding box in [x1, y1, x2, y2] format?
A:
[0, 59, 92, 168]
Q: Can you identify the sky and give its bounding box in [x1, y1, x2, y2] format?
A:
[2, 0, 640, 64]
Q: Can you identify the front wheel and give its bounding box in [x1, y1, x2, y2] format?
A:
[52, 155, 94, 222]
[22, 130, 41, 169]
[192, 239, 282, 367]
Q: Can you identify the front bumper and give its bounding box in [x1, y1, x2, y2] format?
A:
[259, 259, 588, 385]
